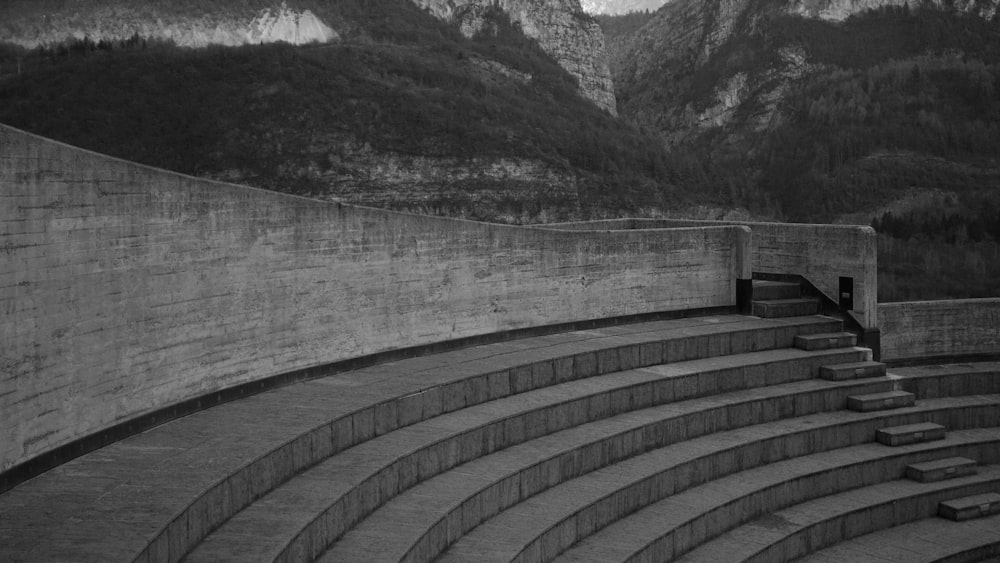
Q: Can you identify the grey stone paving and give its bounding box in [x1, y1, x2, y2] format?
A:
[0, 315, 835, 562]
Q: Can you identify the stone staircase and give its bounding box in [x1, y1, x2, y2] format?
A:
[751, 280, 821, 318]
[1, 311, 998, 563]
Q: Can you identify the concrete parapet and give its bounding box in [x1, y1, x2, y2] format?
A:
[880, 299, 1000, 364]
[0, 124, 748, 475]
[548, 219, 879, 331]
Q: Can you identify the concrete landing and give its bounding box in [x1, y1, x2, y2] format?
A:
[0, 315, 837, 562]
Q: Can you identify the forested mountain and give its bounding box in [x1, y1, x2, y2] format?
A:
[0, 0, 686, 222]
[601, 1, 1000, 298]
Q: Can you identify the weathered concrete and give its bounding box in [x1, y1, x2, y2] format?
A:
[880, 299, 1000, 363]
[0, 124, 748, 475]
[193, 346, 868, 563]
[939, 492, 1000, 521]
[819, 360, 885, 381]
[548, 218, 879, 330]
[891, 361, 1000, 398]
[846, 390, 915, 412]
[876, 422, 946, 446]
[0, 315, 826, 563]
[905, 457, 977, 483]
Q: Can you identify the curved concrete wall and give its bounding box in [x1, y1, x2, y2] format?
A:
[549, 218, 878, 329]
[0, 125, 747, 473]
[880, 299, 1000, 363]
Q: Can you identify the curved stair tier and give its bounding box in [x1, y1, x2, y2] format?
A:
[797, 513, 1000, 563]
[555, 428, 1000, 563]
[891, 361, 1000, 398]
[676, 464, 1000, 563]
[0, 315, 838, 562]
[186, 346, 870, 562]
[432, 397, 1000, 563]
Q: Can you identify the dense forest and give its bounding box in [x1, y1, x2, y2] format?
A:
[596, 5, 1000, 300]
[0, 0, 686, 220]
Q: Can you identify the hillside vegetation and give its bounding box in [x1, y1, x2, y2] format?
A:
[0, 0, 685, 222]
[601, 4, 1000, 299]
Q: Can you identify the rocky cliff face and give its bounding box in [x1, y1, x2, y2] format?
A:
[0, 1, 338, 49]
[412, 0, 618, 113]
[580, 0, 669, 14]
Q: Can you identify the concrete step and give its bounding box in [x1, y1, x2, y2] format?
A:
[752, 280, 802, 301]
[794, 331, 857, 351]
[321, 377, 905, 563]
[184, 347, 869, 563]
[847, 390, 916, 412]
[820, 360, 886, 381]
[796, 512, 1000, 563]
[753, 298, 820, 318]
[877, 422, 947, 446]
[891, 361, 1000, 399]
[676, 465, 1000, 563]
[432, 397, 1000, 563]
[0, 315, 846, 563]
[557, 429, 1000, 563]
[939, 492, 1000, 521]
[906, 457, 978, 483]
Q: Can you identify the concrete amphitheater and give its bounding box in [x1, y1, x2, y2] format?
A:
[1, 123, 998, 562]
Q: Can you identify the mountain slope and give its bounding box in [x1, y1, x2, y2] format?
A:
[0, 0, 616, 113]
[0, 0, 681, 222]
[606, 0, 1000, 221]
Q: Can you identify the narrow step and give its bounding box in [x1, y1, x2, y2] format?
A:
[877, 422, 947, 446]
[906, 457, 978, 483]
[820, 360, 886, 381]
[847, 390, 916, 412]
[939, 492, 1000, 521]
[794, 332, 857, 351]
[753, 298, 820, 318]
[752, 280, 802, 300]
[796, 512, 1000, 563]
[891, 361, 1000, 399]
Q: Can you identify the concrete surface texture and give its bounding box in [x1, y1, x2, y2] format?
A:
[0, 124, 747, 474]
[548, 218, 879, 329]
[880, 298, 1000, 362]
[0, 315, 837, 562]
